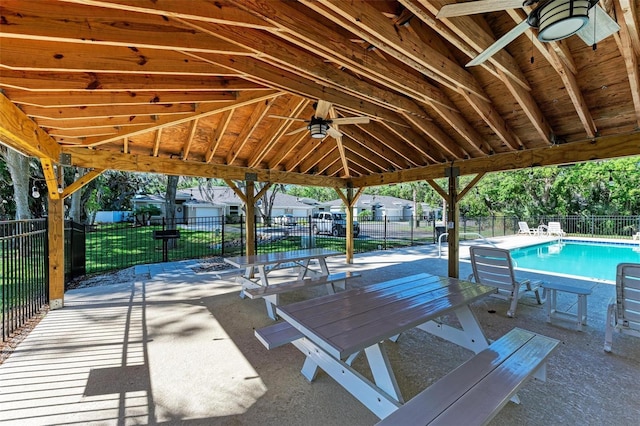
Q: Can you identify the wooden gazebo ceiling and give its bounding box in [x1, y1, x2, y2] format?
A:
[1, 0, 639, 188]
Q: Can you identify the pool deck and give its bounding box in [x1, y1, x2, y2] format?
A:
[1, 235, 639, 425]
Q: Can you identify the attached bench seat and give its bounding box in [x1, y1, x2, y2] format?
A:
[244, 271, 361, 299]
[376, 328, 559, 426]
[255, 321, 304, 349]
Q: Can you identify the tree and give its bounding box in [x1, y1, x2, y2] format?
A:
[0, 157, 15, 220]
[287, 185, 335, 202]
[165, 175, 179, 248]
[1, 148, 32, 220]
[257, 183, 285, 226]
[67, 167, 86, 222]
[133, 205, 162, 225]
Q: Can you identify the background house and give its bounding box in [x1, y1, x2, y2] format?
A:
[325, 194, 413, 220]
[132, 186, 325, 224]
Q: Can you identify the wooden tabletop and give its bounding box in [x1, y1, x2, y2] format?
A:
[277, 273, 495, 359]
[224, 248, 341, 268]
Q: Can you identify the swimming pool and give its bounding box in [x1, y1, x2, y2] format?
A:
[509, 239, 640, 282]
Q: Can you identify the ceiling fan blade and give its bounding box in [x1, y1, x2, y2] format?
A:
[467, 19, 530, 67]
[268, 114, 307, 122]
[437, 0, 523, 18]
[331, 117, 370, 125]
[315, 100, 332, 119]
[576, 5, 620, 46]
[286, 126, 309, 136]
[327, 127, 342, 138]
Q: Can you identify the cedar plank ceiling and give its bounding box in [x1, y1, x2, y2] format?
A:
[1, 0, 640, 188]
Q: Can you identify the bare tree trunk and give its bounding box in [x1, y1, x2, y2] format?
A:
[166, 175, 179, 249]
[69, 167, 85, 222]
[5, 149, 32, 220]
[258, 183, 282, 226]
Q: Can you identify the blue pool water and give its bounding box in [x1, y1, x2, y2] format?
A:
[510, 239, 640, 282]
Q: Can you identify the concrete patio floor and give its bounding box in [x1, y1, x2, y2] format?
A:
[1, 237, 639, 425]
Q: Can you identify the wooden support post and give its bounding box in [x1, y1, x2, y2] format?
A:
[345, 187, 354, 264]
[48, 196, 65, 309]
[446, 167, 460, 278]
[245, 179, 256, 257]
[334, 186, 364, 264]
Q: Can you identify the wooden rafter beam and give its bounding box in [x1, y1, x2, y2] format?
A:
[226, 95, 278, 165]
[182, 119, 199, 161]
[63, 147, 346, 188]
[350, 131, 640, 187]
[0, 38, 239, 76]
[460, 91, 523, 151]
[5, 89, 237, 108]
[248, 98, 310, 168]
[504, 8, 596, 138]
[61, 168, 104, 199]
[255, 182, 273, 201]
[426, 178, 448, 199]
[618, 0, 640, 58]
[267, 130, 309, 170]
[341, 136, 397, 172]
[292, 138, 331, 173]
[226, 0, 492, 159]
[308, 0, 487, 99]
[57, 0, 276, 30]
[36, 115, 171, 130]
[152, 128, 162, 157]
[382, 121, 448, 164]
[206, 110, 233, 164]
[232, 0, 453, 110]
[357, 123, 423, 167]
[458, 172, 486, 200]
[309, 0, 521, 152]
[0, 69, 266, 92]
[0, 92, 60, 159]
[179, 20, 429, 120]
[409, 0, 530, 90]
[79, 90, 279, 147]
[399, 113, 468, 160]
[188, 51, 407, 125]
[0, 0, 254, 55]
[339, 126, 410, 170]
[614, 0, 640, 128]
[328, 108, 350, 177]
[21, 103, 197, 121]
[224, 179, 247, 203]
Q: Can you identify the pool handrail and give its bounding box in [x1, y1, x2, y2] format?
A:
[438, 232, 496, 258]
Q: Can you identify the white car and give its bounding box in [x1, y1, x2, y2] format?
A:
[276, 214, 297, 226]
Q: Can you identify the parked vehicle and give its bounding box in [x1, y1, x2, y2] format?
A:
[311, 212, 359, 237]
[275, 214, 297, 226]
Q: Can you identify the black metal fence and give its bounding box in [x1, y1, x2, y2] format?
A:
[518, 215, 640, 238]
[3, 213, 640, 342]
[83, 214, 640, 275]
[84, 215, 443, 274]
[1, 219, 48, 342]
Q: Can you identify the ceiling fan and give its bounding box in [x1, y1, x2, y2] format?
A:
[437, 0, 620, 67]
[270, 100, 370, 139]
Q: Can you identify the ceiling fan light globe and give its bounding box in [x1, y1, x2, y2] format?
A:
[537, 0, 591, 42]
[308, 122, 328, 139]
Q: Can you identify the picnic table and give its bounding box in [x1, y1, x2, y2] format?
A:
[224, 248, 342, 319]
[270, 272, 495, 419]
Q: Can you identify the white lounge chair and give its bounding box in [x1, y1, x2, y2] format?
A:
[518, 221, 544, 236]
[469, 246, 543, 318]
[604, 263, 640, 352]
[633, 232, 640, 241]
[547, 222, 566, 237]
[518, 221, 535, 235]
